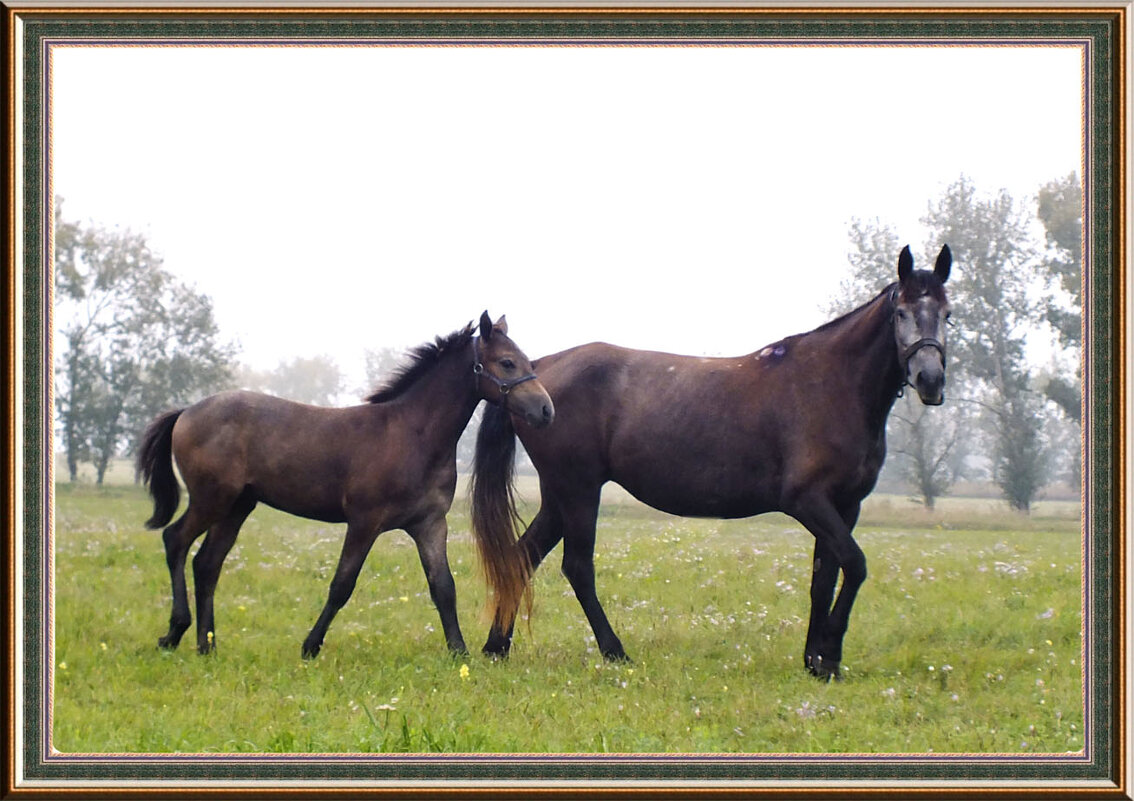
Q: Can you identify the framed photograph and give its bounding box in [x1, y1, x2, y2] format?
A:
[5, 2, 1128, 797]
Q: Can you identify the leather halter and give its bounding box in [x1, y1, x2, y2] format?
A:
[891, 288, 947, 396]
[472, 336, 539, 404]
[900, 337, 947, 371]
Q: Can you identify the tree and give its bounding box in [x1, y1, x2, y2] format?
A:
[828, 218, 967, 509]
[1037, 172, 1083, 351]
[265, 355, 344, 406]
[54, 201, 236, 483]
[923, 176, 1047, 512]
[1036, 173, 1083, 430]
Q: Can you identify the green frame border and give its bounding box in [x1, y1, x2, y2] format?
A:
[9, 6, 1126, 794]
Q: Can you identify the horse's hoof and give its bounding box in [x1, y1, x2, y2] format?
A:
[157, 637, 178, 651]
[603, 649, 632, 664]
[301, 642, 321, 660]
[805, 653, 841, 681]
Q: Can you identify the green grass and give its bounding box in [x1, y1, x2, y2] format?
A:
[51, 480, 1083, 754]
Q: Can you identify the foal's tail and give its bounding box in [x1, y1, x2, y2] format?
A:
[470, 403, 533, 630]
[136, 409, 184, 530]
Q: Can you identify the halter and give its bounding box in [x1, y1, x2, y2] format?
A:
[900, 337, 946, 371]
[472, 336, 539, 404]
[890, 288, 947, 397]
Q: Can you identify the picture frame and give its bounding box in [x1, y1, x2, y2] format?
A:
[5, 2, 1128, 797]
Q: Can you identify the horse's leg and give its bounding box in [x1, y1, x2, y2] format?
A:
[802, 502, 861, 675]
[791, 495, 867, 680]
[406, 514, 467, 656]
[804, 539, 840, 675]
[559, 489, 628, 662]
[302, 520, 380, 659]
[157, 505, 210, 650]
[483, 507, 564, 657]
[192, 493, 256, 655]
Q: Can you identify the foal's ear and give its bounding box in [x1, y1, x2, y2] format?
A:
[479, 310, 494, 339]
[493, 315, 509, 336]
[897, 245, 913, 283]
[934, 245, 952, 283]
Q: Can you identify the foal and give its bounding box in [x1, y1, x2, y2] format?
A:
[138, 312, 553, 658]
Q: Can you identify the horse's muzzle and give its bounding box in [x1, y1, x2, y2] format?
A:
[914, 370, 945, 406]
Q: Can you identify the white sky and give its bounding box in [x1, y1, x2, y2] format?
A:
[50, 44, 1084, 397]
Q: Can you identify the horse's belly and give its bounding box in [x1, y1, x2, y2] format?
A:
[613, 466, 777, 520]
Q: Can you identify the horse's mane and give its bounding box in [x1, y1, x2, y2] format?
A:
[365, 323, 476, 404]
[811, 282, 898, 336]
[811, 270, 946, 337]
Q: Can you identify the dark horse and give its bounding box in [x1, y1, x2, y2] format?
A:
[137, 312, 554, 659]
[472, 247, 952, 679]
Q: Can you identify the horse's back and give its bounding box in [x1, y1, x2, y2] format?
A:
[170, 390, 369, 520]
[521, 344, 782, 514]
[522, 340, 877, 518]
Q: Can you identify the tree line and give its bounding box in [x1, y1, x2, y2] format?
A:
[55, 173, 1082, 512]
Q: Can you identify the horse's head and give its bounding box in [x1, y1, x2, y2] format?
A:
[893, 245, 952, 405]
[474, 311, 555, 428]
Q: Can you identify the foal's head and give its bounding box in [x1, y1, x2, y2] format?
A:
[893, 245, 952, 405]
[474, 311, 555, 428]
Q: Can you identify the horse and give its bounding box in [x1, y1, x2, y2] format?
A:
[471, 246, 952, 680]
[137, 312, 554, 659]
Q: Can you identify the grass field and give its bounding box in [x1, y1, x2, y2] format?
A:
[51, 476, 1083, 755]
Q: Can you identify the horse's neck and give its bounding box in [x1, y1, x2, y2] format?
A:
[388, 350, 480, 447]
[830, 294, 905, 429]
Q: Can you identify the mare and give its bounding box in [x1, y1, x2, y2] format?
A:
[471, 247, 952, 679]
[137, 312, 554, 659]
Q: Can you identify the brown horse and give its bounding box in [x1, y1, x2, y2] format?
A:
[472, 247, 952, 680]
[137, 312, 553, 659]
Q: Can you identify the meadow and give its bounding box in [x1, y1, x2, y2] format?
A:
[51, 472, 1083, 755]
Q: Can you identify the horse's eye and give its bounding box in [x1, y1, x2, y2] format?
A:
[896, 309, 909, 321]
[501, 359, 516, 370]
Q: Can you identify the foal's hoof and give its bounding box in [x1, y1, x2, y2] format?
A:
[157, 636, 179, 651]
[481, 639, 512, 660]
[301, 641, 321, 660]
[602, 648, 632, 664]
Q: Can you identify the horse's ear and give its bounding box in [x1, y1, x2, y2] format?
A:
[494, 315, 508, 336]
[897, 245, 913, 283]
[479, 311, 494, 340]
[934, 245, 952, 283]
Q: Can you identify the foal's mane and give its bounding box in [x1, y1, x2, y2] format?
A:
[365, 323, 476, 404]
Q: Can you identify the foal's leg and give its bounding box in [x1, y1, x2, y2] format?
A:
[791, 496, 867, 680]
[407, 514, 467, 656]
[482, 507, 564, 657]
[192, 494, 256, 654]
[158, 505, 211, 650]
[302, 521, 380, 659]
[559, 489, 628, 662]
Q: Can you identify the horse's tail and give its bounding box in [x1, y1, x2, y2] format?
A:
[469, 403, 532, 631]
[136, 409, 184, 530]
